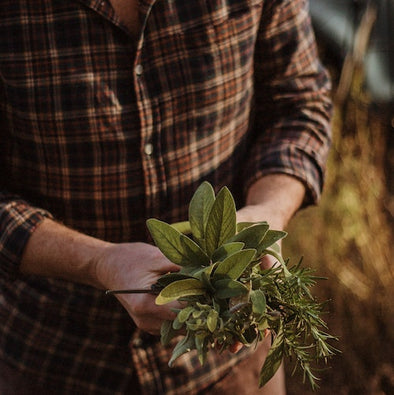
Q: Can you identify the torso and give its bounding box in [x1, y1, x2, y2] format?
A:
[109, 0, 141, 37]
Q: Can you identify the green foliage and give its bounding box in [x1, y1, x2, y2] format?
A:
[149, 182, 338, 389]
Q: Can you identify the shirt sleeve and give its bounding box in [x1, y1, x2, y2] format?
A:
[243, 0, 332, 205]
[0, 191, 52, 279]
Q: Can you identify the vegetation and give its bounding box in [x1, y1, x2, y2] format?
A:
[284, 63, 394, 394]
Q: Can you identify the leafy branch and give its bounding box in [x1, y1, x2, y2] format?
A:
[145, 182, 338, 388]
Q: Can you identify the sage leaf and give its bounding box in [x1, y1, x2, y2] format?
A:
[169, 333, 196, 367]
[214, 278, 248, 299]
[250, 289, 266, 316]
[211, 242, 245, 262]
[160, 320, 177, 346]
[258, 325, 285, 387]
[177, 306, 194, 323]
[214, 249, 256, 280]
[189, 181, 215, 242]
[147, 219, 209, 267]
[257, 230, 287, 255]
[207, 309, 218, 332]
[156, 272, 194, 288]
[230, 223, 269, 249]
[205, 187, 237, 256]
[237, 221, 268, 233]
[156, 278, 206, 305]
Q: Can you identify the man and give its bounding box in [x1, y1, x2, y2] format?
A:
[0, 0, 332, 393]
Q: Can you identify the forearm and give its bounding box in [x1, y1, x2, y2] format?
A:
[238, 174, 305, 229]
[19, 218, 111, 288]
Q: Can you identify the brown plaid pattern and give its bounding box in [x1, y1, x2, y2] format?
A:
[0, 0, 331, 393]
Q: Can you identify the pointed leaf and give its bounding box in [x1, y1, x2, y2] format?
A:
[169, 333, 196, 367]
[207, 309, 218, 332]
[212, 242, 245, 262]
[156, 272, 194, 288]
[147, 219, 209, 266]
[160, 320, 178, 346]
[189, 181, 215, 241]
[214, 278, 248, 299]
[214, 249, 256, 280]
[229, 223, 269, 250]
[259, 325, 285, 387]
[156, 279, 206, 305]
[250, 289, 266, 316]
[205, 187, 237, 256]
[257, 230, 287, 254]
[237, 221, 268, 232]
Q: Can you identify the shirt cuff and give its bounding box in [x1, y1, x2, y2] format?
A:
[242, 144, 326, 207]
[0, 199, 52, 280]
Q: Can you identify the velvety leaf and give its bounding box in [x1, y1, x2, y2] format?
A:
[147, 219, 209, 266]
[229, 223, 269, 250]
[250, 289, 266, 316]
[160, 320, 177, 346]
[171, 220, 192, 234]
[168, 333, 196, 367]
[259, 325, 285, 387]
[214, 278, 248, 299]
[189, 181, 215, 242]
[205, 187, 237, 256]
[214, 249, 256, 280]
[236, 221, 268, 233]
[156, 272, 194, 288]
[207, 309, 218, 332]
[257, 230, 287, 254]
[156, 279, 206, 305]
[178, 306, 194, 323]
[211, 242, 245, 262]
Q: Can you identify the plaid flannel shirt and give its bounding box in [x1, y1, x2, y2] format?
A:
[0, 0, 332, 393]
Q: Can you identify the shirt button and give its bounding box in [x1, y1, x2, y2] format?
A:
[144, 143, 153, 156]
[135, 64, 143, 76]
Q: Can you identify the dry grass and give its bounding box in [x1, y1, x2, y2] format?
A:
[283, 66, 394, 394]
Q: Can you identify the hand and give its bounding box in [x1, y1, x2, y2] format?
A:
[95, 242, 181, 335]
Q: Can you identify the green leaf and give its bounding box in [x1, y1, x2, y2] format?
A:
[156, 272, 194, 288]
[207, 309, 219, 332]
[169, 333, 196, 367]
[171, 221, 192, 234]
[160, 320, 178, 346]
[230, 223, 269, 250]
[177, 306, 194, 323]
[189, 181, 215, 242]
[211, 242, 245, 262]
[156, 279, 206, 305]
[237, 221, 268, 232]
[250, 289, 266, 316]
[257, 230, 287, 254]
[259, 325, 285, 387]
[214, 249, 256, 280]
[205, 187, 237, 256]
[214, 279, 248, 299]
[147, 219, 209, 267]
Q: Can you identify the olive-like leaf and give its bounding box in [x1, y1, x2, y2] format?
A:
[156, 278, 206, 305]
[256, 230, 287, 255]
[160, 320, 178, 346]
[214, 249, 256, 280]
[211, 242, 245, 262]
[207, 309, 218, 332]
[250, 289, 266, 316]
[178, 306, 194, 323]
[168, 333, 196, 367]
[156, 272, 194, 288]
[214, 278, 248, 299]
[147, 219, 209, 267]
[205, 187, 237, 256]
[189, 181, 215, 242]
[229, 223, 269, 250]
[258, 325, 285, 387]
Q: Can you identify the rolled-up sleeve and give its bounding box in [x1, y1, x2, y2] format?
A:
[244, 0, 332, 204]
[0, 192, 52, 279]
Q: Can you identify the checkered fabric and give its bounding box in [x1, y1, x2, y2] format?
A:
[0, 0, 331, 393]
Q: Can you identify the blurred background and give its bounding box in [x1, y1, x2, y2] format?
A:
[283, 1, 394, 394]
